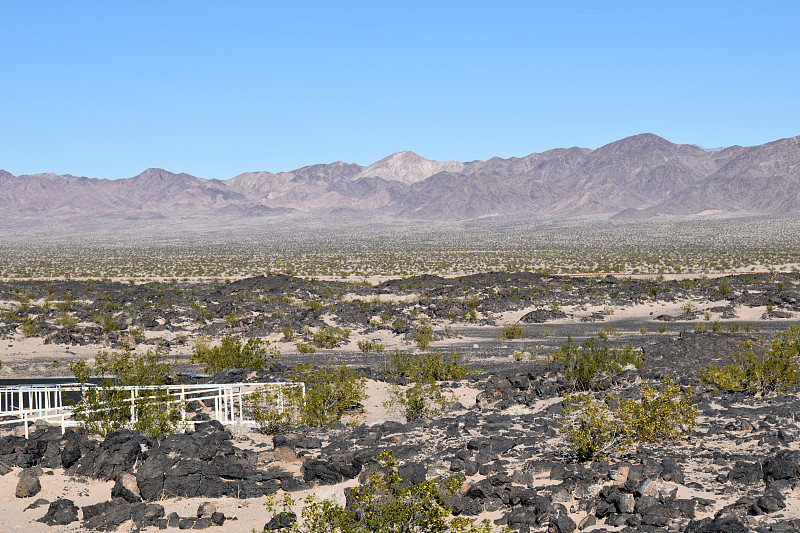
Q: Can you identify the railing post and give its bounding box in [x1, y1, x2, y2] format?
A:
[130, 388, 136, 424]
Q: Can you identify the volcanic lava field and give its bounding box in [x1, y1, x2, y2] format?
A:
[0, 270, 799, 532]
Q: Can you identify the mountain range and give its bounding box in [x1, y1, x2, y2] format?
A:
[2, 133, 799, 221]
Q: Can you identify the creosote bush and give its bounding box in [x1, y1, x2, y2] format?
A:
[382, 350, 471, 422]
[358, 339, 385, 353]
[559, 377, 696, 461]
[699, 325, 799, 393]
[414, 324, 434, 350]
[497, 322, 525, 340]
[191, 335, 280, 374]
[550, 336, 642, 390]
[312, 326, 351, 349]
[250, 362, 367, 430]
[68, 344, 182, 438]
[261, 450, 509, 533]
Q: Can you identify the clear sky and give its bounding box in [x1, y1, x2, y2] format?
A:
[1, 1, 798, 180]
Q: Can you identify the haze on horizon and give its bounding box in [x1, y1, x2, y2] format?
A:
[1, 1, 798, 180]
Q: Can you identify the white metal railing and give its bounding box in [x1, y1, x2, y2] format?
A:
[0, 382, 305, 439]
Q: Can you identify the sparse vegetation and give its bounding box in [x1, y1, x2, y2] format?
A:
[550, 336, 642, 390]
[191, 335, 280, 374]
[699, 325, 799, 393]
[559, 377, 696, 461]
[262, 450, 508, 533]
[497, 322, 525, 340]
[383, 350, 471, 421]
[68, 344, 182, 438]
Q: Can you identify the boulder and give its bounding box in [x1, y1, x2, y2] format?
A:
[15, 473, 41, 498]
[111, 472, 142, 503]
[37, 499, 79, 526]
[264, 511, 297, 531]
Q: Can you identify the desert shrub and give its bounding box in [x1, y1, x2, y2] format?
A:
[263, 450, 507, 533]
[289, 362, 366, 427]
[312, 326, 351, 349]
[250, 361, 365, 430]
[91, 311, 118, 333]
[657, 324, 667, 333]
[497, 322, 525, 340]
[55, 311, 78, 327]
[414, 324, 434, 350]
[558, 395, 625, 462]
[616, 377, 696, 443]
[128, 326, 146, 342]
[224, 311, 242, 327]
[68, 344, 182, 438]
[597, 325, 618, 341]
[282, 326, 293, 340]
[559, 377, 695, 461]
[714, 279, 731, 296]
[247, 384, 302, 434]
[358, 339, 386, 353]
[550, 336, 642, 390]
[191, 335, 280, 374]
[20, 316, 40, 337]
[296, 342, 317, 354]
[305, 300, 324, 313]
[190, 302, 214, 321]
[699, 326, 799, 393]
[383, 350, 470, 422]
[382, 350, 470, 382]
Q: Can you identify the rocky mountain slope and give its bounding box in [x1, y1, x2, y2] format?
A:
[2, 134, 799, 221]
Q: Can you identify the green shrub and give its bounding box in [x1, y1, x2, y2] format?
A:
[714, 279, 731, 296]
[382, 350, 470, 382]
[305, 300, 324, 313]
[559, 377, 695, 461]
[550, 336, 642, 390]
[497, 322, 525, 340]
[20, 316, 40, 337]
[263, 450, 507, 533]
[224, 311, 242, 327]
[699, 326, 799, 393]
[312, 326, 351, 349]
[597, 325, 618, 341]
[616, 377, 696, 443]
[558, 394, 625, 462]
[284, 362, 367, 428]
[68, 344, 182, 438]
[296, 342, 316, 353]
[382, 350, 470, 421]
[191, 335, 280, 374]
[414, 324, 434, 350]
[128, 326, 146, 343]
[358, 339, 386, 353]
[55, 311, 78, 327]
[91, 311, 118, 333]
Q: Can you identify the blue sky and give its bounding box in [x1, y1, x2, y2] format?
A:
[1, 1, 798, 180]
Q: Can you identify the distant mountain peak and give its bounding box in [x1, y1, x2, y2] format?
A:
[359, 151, 463, 184]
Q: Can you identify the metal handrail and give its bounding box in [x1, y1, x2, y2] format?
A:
[0, 381, 305, 438]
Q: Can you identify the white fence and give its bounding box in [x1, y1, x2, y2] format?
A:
[0, 382, 305, 438]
